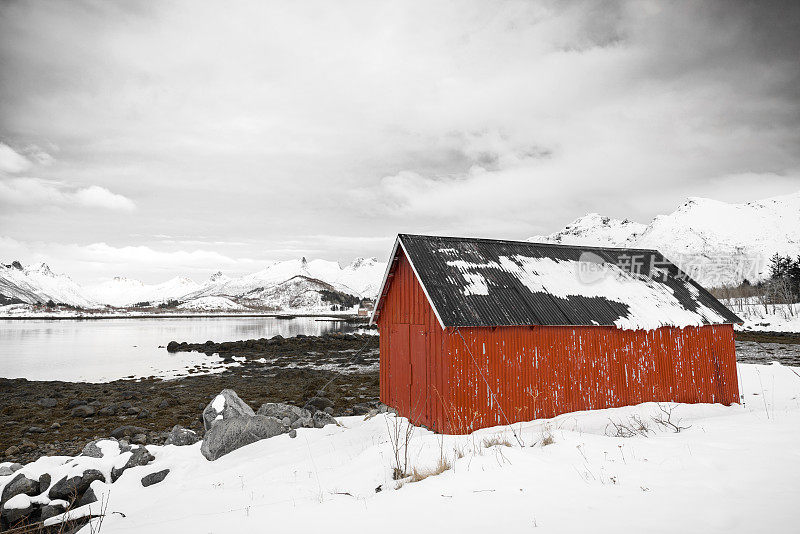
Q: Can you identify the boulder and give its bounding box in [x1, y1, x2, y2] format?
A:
[48, 470, 105, 502]
[37, 398, 57, 408]
[40, 502, 67, 522]
[81, 438, 121, 459]
[351, 403, 372, 416]
[1, 473, 39, 505]
[131, 434, 148, 445]
[111, 425, 147, 439]
[202, 389, 255, 431]
[200, 415, 284, 461]
[303, 396, 333, 413]
[111, 446, 155, 482]
[256, 403, 312, 429]
[312, 412, 337, 429]
[0, 494, 37, 527]
[77, 487, 97, 507]
[98, 406, 116, 416]
[70, 405, 95, 418]
[38, 473, 51, 494]
[165, 425, 200, 446]
[141, 469, 170, 487]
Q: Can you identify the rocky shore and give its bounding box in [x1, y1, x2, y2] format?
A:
[0, 333, 379, 465]
[1, 329, 795, 466]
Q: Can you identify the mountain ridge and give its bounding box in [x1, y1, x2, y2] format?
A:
[529, 190, 800, 287]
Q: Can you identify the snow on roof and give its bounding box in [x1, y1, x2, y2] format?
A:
[374, 234, 741, 330]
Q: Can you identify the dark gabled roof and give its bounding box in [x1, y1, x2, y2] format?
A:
[372, 234, 741, 329]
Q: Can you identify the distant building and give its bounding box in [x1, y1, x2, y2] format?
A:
[358, 298, 375, 317]
[371, 234, 742, 434]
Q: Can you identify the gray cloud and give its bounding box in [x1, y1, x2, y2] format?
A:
[0, 0, 798, 283]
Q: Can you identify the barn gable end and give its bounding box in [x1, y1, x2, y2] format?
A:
[375, 247, 449, 430]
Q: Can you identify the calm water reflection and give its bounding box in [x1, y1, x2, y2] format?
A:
[0, 317, 368, 382]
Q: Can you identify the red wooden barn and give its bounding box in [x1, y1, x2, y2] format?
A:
[370, 234, 742, 434]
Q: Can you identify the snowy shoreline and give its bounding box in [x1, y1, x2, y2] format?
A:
[1, 361, 797, 534]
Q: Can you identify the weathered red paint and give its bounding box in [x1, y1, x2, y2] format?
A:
[377, 249, 740, 434]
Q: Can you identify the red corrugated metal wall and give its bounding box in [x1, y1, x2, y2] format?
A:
[377, 250, 740, 434]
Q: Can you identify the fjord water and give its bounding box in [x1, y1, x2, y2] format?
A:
[0, 316, 367, 383]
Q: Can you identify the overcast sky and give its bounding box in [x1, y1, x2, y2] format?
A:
[1, 0, 799, 284]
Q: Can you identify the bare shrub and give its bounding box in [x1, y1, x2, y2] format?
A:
[606, 414, 652, 438]
[385, 415, 414, 480]
[651, 403, 691, 433]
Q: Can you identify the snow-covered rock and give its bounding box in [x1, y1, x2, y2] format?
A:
[529, 191, 800, 287]
[202, 390, 255, 431]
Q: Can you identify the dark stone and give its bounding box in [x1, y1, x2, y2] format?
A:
[37, 398, 57, 408]
[200, 415, 284, 461]
[111, 425, 148, 439]
[98, 406, 116, 416]
[136, 409, 150, 419]
[70, 405, 95, 418]
[77, 487, 97, 507]
[40, 503, 67, 522]
[67, 399, 87, 409]
[1, 473, 40, 505]
[48, 469, 105, 502]
[111, 446, 155, 482]
[256, 403, 312, 429]
[38, 473, 51, 494]
[304, 396, 333, 413]
[351, 403, 371, 416]
[166, 341, 180, 352]
[165, 425, 200, 446]
[312, 411, 337, 429]
[0, 497, 37, 527]
[141, 469, 170, 487]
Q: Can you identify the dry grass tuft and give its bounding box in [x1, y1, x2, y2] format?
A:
[409, 456, 452, 483]
[539, 424, 555, 446]
[482, 434, 513, 448]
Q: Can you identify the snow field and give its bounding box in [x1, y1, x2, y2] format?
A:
[4, 362, 798, 534]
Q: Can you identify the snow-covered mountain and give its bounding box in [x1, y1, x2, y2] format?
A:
[85, 276, 202, 307]
[529, 191, 800, 287]
[181, 257, 383, 308]
[530, 213, 646, 247]
[0, 261, 96, 307]
[0, 254, 387, 311]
